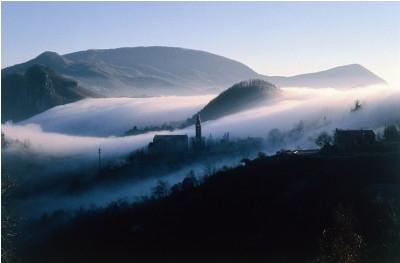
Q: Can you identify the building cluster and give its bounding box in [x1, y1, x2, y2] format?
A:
[147, 112, 397, 156]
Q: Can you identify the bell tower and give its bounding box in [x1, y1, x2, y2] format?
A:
[195, 114, 202, 143]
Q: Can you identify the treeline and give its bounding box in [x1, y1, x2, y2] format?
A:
[17, 147, 400, 263]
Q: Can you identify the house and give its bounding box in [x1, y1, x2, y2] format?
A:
[334, 129, 375, 151]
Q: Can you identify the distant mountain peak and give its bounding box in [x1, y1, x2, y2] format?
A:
[36, 51, 61, 58]
[346, 63, 363, 68]
[335, 64, 386, 82]
[318, 63, 378, 74]
[35, 51, 68, 66]
[266, 63, 386, 88]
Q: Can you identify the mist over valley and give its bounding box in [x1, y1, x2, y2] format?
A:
[3, 80, 399, 220]
[1, 15, 399, 260]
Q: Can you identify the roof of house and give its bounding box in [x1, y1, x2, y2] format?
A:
[153, 134, 188, 141]
[335, 129, 375, 136]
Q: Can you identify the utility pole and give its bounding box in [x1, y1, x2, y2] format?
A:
[98, 147, 102, 173]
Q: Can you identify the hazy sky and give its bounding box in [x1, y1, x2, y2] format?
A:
[2, 2, 400, 84]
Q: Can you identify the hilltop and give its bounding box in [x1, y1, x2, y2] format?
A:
[192, 79, 280, 122]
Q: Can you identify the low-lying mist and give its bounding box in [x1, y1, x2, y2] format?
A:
[203, 84, 400, 148]
[3, 84, 400, 218]
[5, 84, 398, 158]
[20, 95, 215, 136]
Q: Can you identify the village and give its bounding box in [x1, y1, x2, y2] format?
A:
[143, 113, 400, 158]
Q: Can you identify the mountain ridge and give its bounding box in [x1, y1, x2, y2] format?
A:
[2, 47, 387, 97]
[2, 47, 261, 96]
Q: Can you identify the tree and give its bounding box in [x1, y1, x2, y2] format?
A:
[2, 172, 18, 263]
[182, 170, 198, 190]
[151, 180, 169, 199]
[170, 183, 182, 195]
[203, 163, 216, 177]
[351, 100, 362, 112]
[315, 132, 333, 148]
[287, 121, 305, 141]
[257, 152, 267, 158]
[267, 128, 284, 147]
[1, 132, 8, 149]
[383, 125, 398, 141]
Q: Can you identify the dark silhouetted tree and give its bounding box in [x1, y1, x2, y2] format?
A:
[351, 100, 362, 112]
[1, 172, 18, 263]
[267, 128, 284, 147]
[151, 180, 169, 199]
[315, 131, 333, 148]
[182, 170, 197, 190]
[383, 125, 398, 141]
[257, 152, 267, 158]
[287, 121, 305, 141]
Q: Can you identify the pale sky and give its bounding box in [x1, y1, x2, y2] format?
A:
[2, 2, 400, 84]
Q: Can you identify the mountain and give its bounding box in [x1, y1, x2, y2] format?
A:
[2, 47, 261, 96]
[1, 65, 98, 122]
[267, 64, 386, 88]
[2, 47, 387, 97]
[192, 79, 280, 123]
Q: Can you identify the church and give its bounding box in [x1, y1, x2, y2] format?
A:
[148, 114, 205, 155]
[192, 114, 205, 151]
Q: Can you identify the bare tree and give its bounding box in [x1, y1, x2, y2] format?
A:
[383, 125, 399, 141]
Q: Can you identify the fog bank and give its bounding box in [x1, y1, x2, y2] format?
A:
[4, 85, 400, 159]
[20, 95, 215, 136]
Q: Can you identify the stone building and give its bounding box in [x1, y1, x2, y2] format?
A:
[148, 134, 189, 155]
